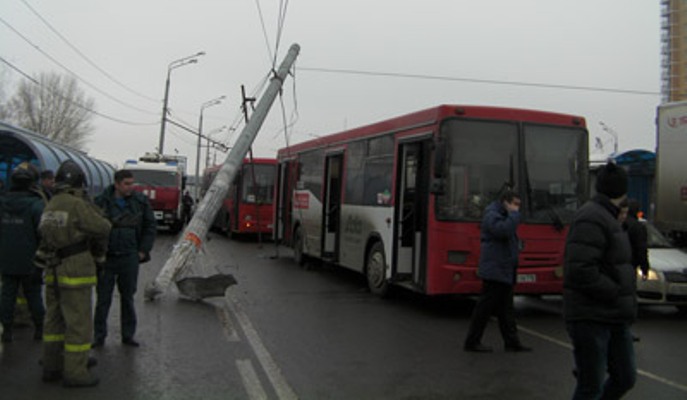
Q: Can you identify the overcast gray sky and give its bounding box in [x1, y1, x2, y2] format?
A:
[1, 0, 661, 170]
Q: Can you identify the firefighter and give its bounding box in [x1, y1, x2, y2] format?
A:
[0, 162, 46, 343]
[93, 169, 156, 348]
[37, 160, 111, 387]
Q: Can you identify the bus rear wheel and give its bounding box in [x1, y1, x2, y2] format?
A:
[366, 242, 389, 297]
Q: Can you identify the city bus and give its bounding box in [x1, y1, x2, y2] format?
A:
[274, 105, 589, 296]
[202, 158, 277, 238]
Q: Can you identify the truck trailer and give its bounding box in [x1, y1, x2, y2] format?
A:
[655, 101, 687, 246]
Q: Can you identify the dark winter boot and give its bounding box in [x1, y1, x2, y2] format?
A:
[1, 325, 12, 343]
[33, 323, 43, 341]
[62, 375, 99, 388]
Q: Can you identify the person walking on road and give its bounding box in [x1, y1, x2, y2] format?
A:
[93, 169, 156, 348]
[0, 163, 46, 343]
[464, 189, 532, 353]
[182, 190, 194, 225]
[37, 160, 111, 387]
[564, 161, 637, 399]
[623, 198, 650, 279]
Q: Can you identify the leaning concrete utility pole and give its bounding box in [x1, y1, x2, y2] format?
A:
[145, 43, 300, 300]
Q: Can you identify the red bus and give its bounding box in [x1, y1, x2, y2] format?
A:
[274, 105, 589, 296]
[202, 158, 277, 237]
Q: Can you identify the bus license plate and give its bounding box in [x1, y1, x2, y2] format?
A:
[517, 274, 536, 283]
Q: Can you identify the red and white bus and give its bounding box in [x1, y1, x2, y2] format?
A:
[202, 158, 277, 238]
[274, 105, 589, 296]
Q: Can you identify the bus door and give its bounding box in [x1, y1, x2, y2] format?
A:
[394, 139, 430, 286]
[322, 153, 343, 261]
[275, 160, 293, 243]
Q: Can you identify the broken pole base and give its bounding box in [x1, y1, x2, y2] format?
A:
[175, 273, 238, 301]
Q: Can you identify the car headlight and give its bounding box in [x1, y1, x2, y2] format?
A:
[637, 268, 661, 281]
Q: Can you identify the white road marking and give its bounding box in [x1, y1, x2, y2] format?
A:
[225, 287, 299, 400]
[519, 324, 687, 393]
[237, 359, 269, 400]
[215, 305, 240, 342]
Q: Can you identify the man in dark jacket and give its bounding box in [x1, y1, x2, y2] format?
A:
[564, 162, 636, 399]
[0, 163, 45, 342]
[464, 190, 531, 353]
[93, 169, 156, 348]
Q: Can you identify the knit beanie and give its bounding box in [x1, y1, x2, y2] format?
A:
[595, 162, 628, 199]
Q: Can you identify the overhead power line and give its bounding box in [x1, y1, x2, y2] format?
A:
[299, 66, 661, 96]
[0, 16, 159, 115]
[0, 56, 158, 126]
[19, 0, 159, 103]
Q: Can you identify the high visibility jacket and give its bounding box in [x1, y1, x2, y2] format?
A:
[38, 188, 111, 288]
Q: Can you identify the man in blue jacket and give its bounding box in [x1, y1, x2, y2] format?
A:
[93, 169, 156, 347]
[0, 163, 45, 342]
[464, 189, 531, 353]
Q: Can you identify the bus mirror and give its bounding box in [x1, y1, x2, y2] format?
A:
[433, 141, 445, 178]
[182, 176, 187, 190]
[431, 178, 445, 195]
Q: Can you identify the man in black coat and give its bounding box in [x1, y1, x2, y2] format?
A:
[564, 162, 636, 399]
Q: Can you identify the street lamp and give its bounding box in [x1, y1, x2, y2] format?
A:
[196, 96, 226, 199]
[599, 121, 619, 156]
[205, 125, 227, 169]
[158, 51, 205, 154]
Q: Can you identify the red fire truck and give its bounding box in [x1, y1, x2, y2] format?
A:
[124, 153, 187, 233]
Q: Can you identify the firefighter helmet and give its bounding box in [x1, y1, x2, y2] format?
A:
[10, 162, 40, 188]
[55, 160, 87, 189]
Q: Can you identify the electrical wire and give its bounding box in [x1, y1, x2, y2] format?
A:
[254, 0, 274, 67]
[273, 0, 289, 68]
[19, 0, 159, 103]
[298, 66, 661, 96]
[0, 16, 159, 115]
[0, 55, 158, 126]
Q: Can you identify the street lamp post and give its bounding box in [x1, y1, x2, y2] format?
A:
[159, 51, 205, 155]
[196, 96, 226, 199]
[205, 125, 227, 169]
[599, 121, 619, 156]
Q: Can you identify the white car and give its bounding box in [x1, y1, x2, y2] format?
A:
[636, 221, 687, 313]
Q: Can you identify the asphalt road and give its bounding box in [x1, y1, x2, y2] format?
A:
[1, 231, 686, 399]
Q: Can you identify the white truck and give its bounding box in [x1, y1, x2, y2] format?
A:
[655, 101, 687, 246]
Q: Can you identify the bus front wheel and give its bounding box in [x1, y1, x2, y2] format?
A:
[366, 242, 389, 297]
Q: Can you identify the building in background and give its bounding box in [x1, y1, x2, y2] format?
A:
[661, 0, 687, 102]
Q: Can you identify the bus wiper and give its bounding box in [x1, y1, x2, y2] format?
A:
[548, 207, 564, 232]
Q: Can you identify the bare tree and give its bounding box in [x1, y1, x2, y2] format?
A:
[7, 72, 94, 150]
[0, 67, 11, 121]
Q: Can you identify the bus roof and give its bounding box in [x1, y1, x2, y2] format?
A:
[277, 104, 586, 157]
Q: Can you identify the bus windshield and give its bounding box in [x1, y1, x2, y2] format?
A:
[436, 119, 519, 221]
[241, 164, 275, 204]
[523, 125, 587, 224]
[129, 169, 178, 188]
[435, 119, 586, 223]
